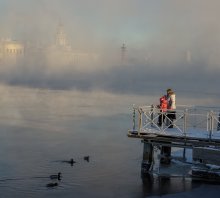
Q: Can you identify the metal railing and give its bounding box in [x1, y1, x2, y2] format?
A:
[131, 105, 220, 140]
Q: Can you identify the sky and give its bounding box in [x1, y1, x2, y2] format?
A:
[0, 0, 220, 104]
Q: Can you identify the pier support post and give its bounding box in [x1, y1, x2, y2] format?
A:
[141, 141, 154, 174]
[160, 146, 171, 164]
[217, 112, 220, 131]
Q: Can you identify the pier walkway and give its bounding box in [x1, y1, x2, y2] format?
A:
[128, 105, 220, 180]
[128, 105, 220, 148]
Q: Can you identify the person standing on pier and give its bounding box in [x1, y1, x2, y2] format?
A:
[166, 88, 176, 128]
[157, 95, 168, 126]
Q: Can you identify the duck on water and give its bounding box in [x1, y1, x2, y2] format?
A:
[62, 158, 76, 166]
[84, 156, 90, 162]
[50, 172, 62, 180]
[46, 182, 58, 188]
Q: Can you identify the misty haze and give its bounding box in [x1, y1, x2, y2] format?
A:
[0, 0, 220, 198]
[0, 0, 219, 104]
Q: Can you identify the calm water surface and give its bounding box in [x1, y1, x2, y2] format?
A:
[0, 85, 219, 198]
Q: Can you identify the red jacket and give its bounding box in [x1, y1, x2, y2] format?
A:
[159, 95, 168, 112]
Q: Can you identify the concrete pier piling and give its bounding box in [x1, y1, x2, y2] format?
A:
[160, 146, 171, 165]
[141, 141, 154, 174]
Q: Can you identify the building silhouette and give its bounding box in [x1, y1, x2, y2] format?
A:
[0, 22, 99, 68]
[0, 38, 24, 65]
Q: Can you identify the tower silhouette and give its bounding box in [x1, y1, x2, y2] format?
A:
[121, 43, 126, 65]
[56, 22, 67, 47]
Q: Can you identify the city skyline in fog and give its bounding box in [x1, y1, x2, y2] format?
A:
[0, 0, 220, 103]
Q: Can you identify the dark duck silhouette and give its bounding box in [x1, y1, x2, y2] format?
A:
[50, 172, 61, 180]
[46, 182, 58, 187]
[62, 158, 76, 166]
[84, 156, 90, 162]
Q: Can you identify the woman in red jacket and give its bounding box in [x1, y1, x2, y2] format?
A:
[157, 95, 168, 126]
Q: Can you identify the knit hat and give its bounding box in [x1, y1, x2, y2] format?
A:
[167, 88, 172, 93]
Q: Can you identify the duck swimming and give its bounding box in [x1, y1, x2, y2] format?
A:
[46, 182, 58, 187]
[84, 156, 90, 162]
[50, 172, 61, 180]
[69, 158, 76, 164]
[62, 158, 76, 166]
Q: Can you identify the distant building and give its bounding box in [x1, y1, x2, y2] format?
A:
[0, 38, 24, 65]
[0, 22, 99, 69]
[46, 22, 98, 69]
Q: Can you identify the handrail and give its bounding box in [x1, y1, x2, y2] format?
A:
[130, 104, 220, 140]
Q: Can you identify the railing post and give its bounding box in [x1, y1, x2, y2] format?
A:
[138, 108, 142, 135]
[209, 111, 214, 140]
[211, 111, 214, 137]
[132, 104, 136, 131]
[183, 109, 188, 136]
[161, 111, 164, 128]
[207, 112, 209, 132]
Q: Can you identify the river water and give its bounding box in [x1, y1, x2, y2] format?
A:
[0, 85, 219, 198]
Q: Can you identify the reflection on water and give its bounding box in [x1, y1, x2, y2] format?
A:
[0, 85, 219, 198]
[142, 173, 196, 196]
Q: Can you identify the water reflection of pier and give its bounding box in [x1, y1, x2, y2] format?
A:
[128, 105, 220, 181]
[142, 174, 197, 196]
